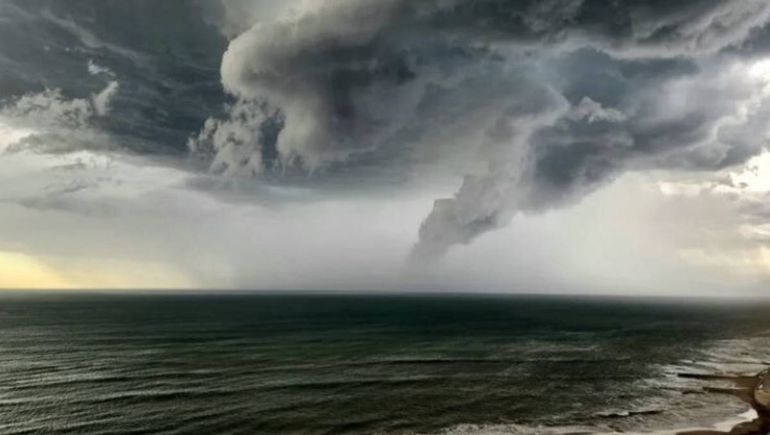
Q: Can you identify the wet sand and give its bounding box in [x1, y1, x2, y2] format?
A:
[677, 369, 770, 435]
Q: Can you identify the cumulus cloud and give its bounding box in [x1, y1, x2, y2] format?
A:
[1, 89, 95, 131]
[188, 100, 279, 176]
[87, 60, 113, 77]
[567, 98, 627, 124]
[0, 78, 120, 154]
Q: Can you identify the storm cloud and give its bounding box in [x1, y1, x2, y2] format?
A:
[190, 0, 770, 261]
[4, 1, 770, 292]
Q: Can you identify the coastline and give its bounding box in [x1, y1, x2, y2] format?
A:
[676, 368, 769, 435]
[602, 367, 769, 435]
[434, 369, 770, 435]
[651, 410, 759, 435]
[435, 409, 762, 435]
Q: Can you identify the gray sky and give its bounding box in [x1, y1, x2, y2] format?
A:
[1, 0, 770, 296]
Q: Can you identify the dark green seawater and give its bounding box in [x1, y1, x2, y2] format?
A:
[0, 294, 768, 434]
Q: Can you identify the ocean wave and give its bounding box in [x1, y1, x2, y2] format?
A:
[428, 410, 759, 435]
[427, 334, 769, 435]
[427, 423, 603, 435]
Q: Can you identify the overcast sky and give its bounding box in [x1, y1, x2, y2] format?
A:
[2, 0, 770, 296]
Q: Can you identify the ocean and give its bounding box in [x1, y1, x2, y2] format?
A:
[0, 293, 768, 434]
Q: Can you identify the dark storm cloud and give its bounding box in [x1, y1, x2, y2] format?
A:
[192, 0, 770, 260]
[4, 1, 770, 262]
[211, 0, 770, 170]
[4, 0, 770, 291]
[0, 0, 227, 153]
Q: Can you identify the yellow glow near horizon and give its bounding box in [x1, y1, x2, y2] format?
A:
[0, 251, 194, 290]
[0, 251, 75, 289]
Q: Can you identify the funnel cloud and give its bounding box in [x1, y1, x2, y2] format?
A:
[190, 0, 770, 263]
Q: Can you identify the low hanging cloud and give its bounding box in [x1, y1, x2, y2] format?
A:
[188, 100, 275, 176]
[193, 0, 770, 262]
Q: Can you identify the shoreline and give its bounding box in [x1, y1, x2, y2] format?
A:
[675, 368, 769, 435]
[437, 409, 763, 435]
[600, 367, 769, 435]
[641, 410, 758, 435]
[434, 369, 770, 435]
